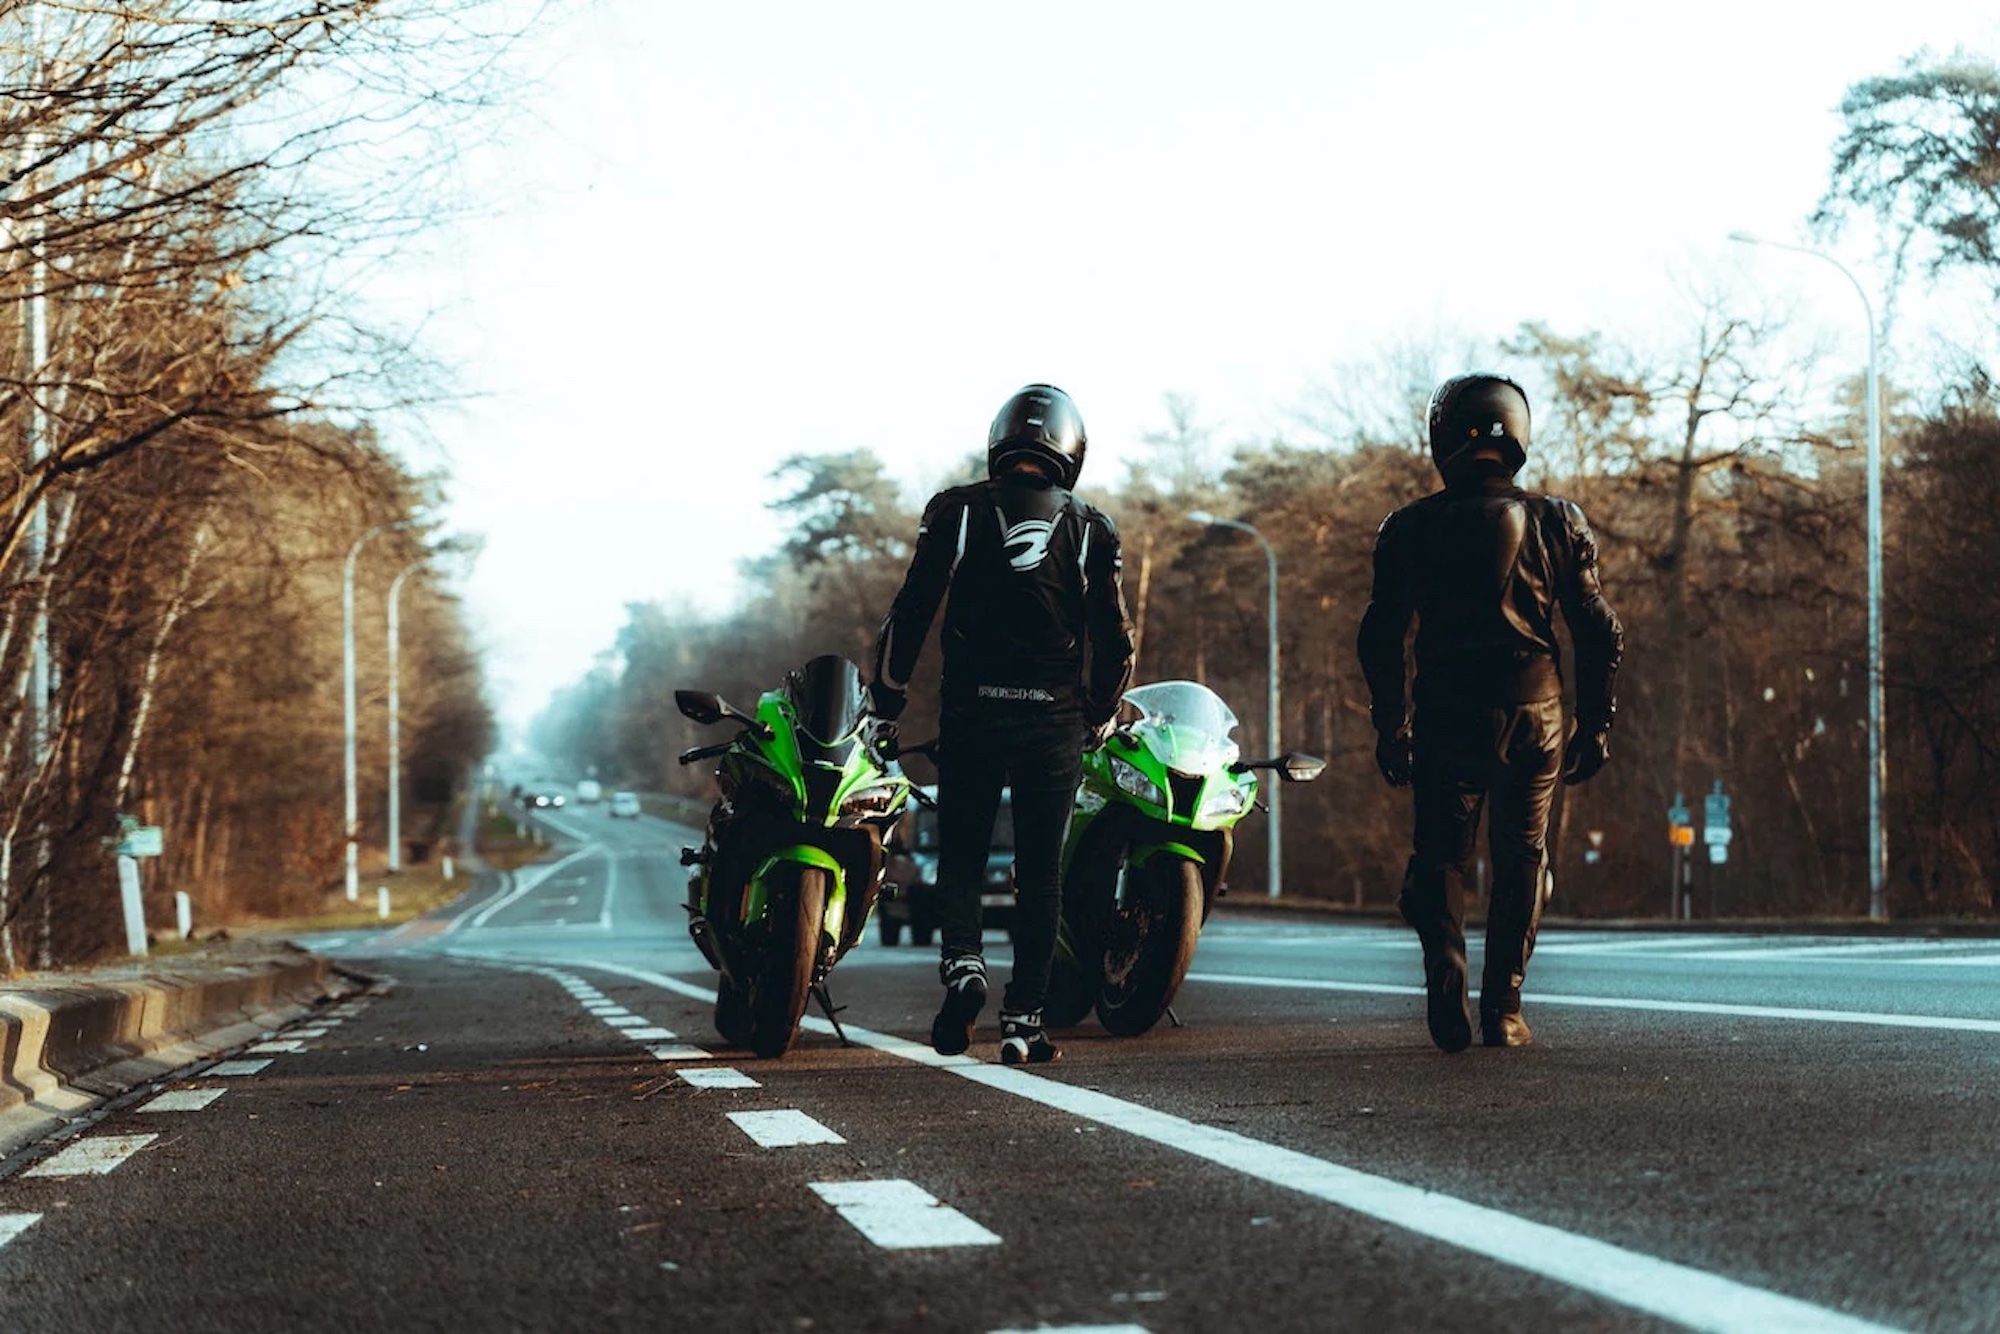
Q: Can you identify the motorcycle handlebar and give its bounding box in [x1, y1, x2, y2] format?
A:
[677, 740, 734, 766]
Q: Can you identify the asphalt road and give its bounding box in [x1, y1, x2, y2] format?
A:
[2, 800, 1996, 1332]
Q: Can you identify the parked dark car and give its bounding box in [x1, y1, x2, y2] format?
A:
[878, 787, 1015, 946]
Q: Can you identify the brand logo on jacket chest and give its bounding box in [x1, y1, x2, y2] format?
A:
[1002, 516, 1057, 571]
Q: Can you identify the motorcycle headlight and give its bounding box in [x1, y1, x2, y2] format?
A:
[1198, 782, 1252, 820]
[1111, 756, 1164, 807]
[839, 781, 903, 819]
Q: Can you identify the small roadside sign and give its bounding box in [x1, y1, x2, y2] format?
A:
[1670, 825, 1695, 848]
[1707, 843, 1728, 865]
[117, 825, 164, 858]
[1703, 780, 1732, 846]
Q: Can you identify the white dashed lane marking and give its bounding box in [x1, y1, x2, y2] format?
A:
[0, 1214, 39, 1251]
[679, 1067, 759, 1090]
[809, 1180, 1002, 1249]
[203, 1059, 273, 1077]
[139, 1089, 227, 1113]
[603, 1015, 648, 1028]
[648, 1042, 715, 1062]
[245, 1040, 305, 1054]
[625, 1026, 676, 1041]
[25, 1134, 157, 1178]
[728, 1110, 846, 1148]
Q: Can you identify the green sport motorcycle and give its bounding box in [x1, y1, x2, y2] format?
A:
[675, 655, 917, 1057]
[1047, 680, 1324, 1037]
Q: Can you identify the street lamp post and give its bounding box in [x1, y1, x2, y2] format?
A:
[1729, 231, 1887, 920]
[385, 561, 425, 875]
[1187, 511, 1283, 898]
[344, 521, 412, 901]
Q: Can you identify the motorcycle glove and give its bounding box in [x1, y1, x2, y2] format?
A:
[1562, 723, 1611, 787]
[867, 680, 907, 722]
[870, 720, 901, 764]
[1374, 728, 1414, 788]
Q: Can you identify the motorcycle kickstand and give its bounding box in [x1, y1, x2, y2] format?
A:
[1166, 1005, 1184, 1029]
[814, 982, 854, 1047]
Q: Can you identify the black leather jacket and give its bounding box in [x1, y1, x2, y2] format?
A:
[874, 475, 1134, 723]
[1357, 477, 1623, 733]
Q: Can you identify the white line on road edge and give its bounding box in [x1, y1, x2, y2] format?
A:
[0, 1213, 38, 1251]
[808, 1180, 1002, 1249]
[728, 1109, 847, 1148]
[138, 1089, 227, 1113]
[25, 1134, 158, 1178]
[246, 1039, 305, 1054]
[202, 1059, 273, 1077]
[558, 956, 1902, 1334]
[680, 1067, 759, 1090]
[1188, 972, 2000, 1035]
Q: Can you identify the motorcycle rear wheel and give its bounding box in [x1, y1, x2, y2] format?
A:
[749, 863, 827, 1058]
[1094, 858, 1202, 1037]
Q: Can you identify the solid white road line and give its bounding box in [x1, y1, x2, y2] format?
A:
[1188, 971, 2000, 1035]
[0, 1213, 38, 1251]
[1660, 940, 1983, 961]
[728, 1109, 847, 1148]
[26, 1134, 158, 1178]
[561, 957, 1902, 1333]
[203, 1059, 273, 1077]
[246, 1039, 304, 1054]
[680, 1067, 759, 1090]
[138, 1089, 227, 1113]
[466, 846, 599, 931]
[808, 1180, 1002, 1249]
[598, 847, 619, 931]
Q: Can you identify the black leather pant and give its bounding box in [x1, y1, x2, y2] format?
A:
[935, 707, 1087, 1012]
[1396, 697, 1563, 1014]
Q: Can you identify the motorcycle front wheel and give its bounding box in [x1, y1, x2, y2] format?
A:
[714, 977, 754, 1048]
[749, 862, 827, 1058]
[1094, 857, 1202, 1037]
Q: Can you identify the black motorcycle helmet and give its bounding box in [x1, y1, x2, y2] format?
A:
[988, 384, 1087, 489]
[1427, 373, 1530, 482]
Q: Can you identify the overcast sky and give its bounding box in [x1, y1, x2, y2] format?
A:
[385, 0, 2000, 729]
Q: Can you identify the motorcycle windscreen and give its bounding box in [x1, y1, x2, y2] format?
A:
[1122, 680, 1241, 773]
[787, 654, 866, 764]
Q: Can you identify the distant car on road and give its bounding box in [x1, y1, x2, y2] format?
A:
[529, 791, 566, 810]
[878, 787, 1015, 946]
[608, 791, 642, 819]
[575, 779, 603, 804]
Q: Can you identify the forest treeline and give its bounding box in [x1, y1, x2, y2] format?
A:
[0, 2, 521, 970]
[534, 50, 2000, 922]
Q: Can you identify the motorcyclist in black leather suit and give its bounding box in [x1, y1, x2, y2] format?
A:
[1357, 373, 1624, 1052]
[870, 384, 1135, 1064]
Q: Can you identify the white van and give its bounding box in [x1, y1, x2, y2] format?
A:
[575, 779, 603, 804]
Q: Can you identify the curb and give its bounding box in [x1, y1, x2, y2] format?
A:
[0, 943, 357, 1158]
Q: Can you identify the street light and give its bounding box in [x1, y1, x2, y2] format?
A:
[344, 520, 414, 901]
[1187, 510, 1283, 898]
[1729, 230, 1887, 920]
[385, 560, 425, 875]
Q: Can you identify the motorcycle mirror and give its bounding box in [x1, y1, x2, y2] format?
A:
[1278, 751, 1327, 784]
[674, 690, 725, 725]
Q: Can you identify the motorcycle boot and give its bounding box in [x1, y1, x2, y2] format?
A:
[1479, 964, 1533, 1048]
[1398, 863, 1473, 1053]
[931, 951, 988, 1056]
[998, 1008, 1060, 1065]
